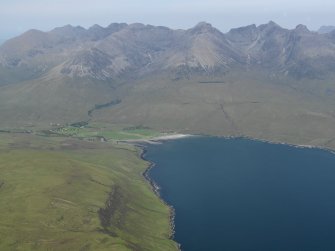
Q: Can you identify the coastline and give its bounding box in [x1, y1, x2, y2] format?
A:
[138, 144, 182, 251]
[126, 132, 335, 251]
[121, 133, 194, 250]
[235, 135, 335, 155]
[192, 133, 335, 155]
[117, 133, 194, 145]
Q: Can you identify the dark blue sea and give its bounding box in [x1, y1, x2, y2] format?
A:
[144, 137, 335, 251]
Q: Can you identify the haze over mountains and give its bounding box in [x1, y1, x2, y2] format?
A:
[1, 21, 335, 149]
[2, 21, 335, 80]
[318, 26, 335, 34]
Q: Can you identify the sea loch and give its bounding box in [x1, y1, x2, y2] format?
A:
[145, 137, 335, 251]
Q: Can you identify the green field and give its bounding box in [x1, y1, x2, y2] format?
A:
[0, 134, 178, 251]
[43, 124, 161, 141]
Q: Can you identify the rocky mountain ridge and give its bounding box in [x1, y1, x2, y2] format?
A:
[318, 25, 335, 34]
[1, 21, 335, 82]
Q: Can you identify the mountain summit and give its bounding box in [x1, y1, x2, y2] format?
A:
[1, 21, 335, 81]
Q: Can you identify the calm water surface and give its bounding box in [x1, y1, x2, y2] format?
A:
[145, 137, 335, 251]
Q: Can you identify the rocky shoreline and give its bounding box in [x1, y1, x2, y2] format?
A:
[139, 145, 182, 251]
[128, 133, 335, 251]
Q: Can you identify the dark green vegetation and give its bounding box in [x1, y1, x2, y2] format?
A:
[88, 99, 122, 117]
[0, 134, 178, 250]
[46, 124, 160, 140]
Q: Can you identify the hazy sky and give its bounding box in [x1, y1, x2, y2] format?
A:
[1, 0, 334, 40]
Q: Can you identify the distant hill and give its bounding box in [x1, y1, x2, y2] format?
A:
[318, 25, 335, 34]
[1, 21, 335, 150]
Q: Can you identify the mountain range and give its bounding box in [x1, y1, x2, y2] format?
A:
[318, 25, 335, 34]
[2, 21, 335, 80]
[1, 21, 335, 149]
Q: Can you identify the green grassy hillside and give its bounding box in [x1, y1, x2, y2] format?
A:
[92, 71, 335, 150]
[0, 134, 178, 251]
[1, 70, 335, 150]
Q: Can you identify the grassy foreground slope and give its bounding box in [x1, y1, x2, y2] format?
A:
[0, 134, 178, 251]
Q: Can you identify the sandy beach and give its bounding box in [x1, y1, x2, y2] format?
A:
[118, 133, 194, 144]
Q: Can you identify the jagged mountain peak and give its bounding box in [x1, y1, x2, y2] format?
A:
[88, 24, 104, 31]
[258, 21, 283, 32]
[226, 24, 259, 44]
[1, 21, 335, 80]
[87, 23, 127, 41]
[294, 24, 310, 33]
[189, 22, 220, 35]
[229, 24, 257, 33]
[48, 24, 89, 42]
[50, 24, 86, 34]
[267, 20, 280, 27]
[106, 23, 128, 30]
[90, 24, 103, 29]
[128, 23, 147, 30]
[194, 21, 213, 29]
[318, 25, 335, 34]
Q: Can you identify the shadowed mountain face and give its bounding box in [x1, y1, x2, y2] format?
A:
[1, 21, 335, 150]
